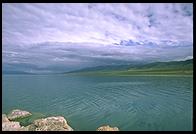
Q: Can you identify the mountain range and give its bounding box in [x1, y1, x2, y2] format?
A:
[3, 59, 193, 75]
[65, 59, 193, 76]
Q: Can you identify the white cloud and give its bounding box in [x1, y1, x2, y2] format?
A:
[2, 3, 193, 72]
[175, 55, 193, 61]
[2, 3, 193, 45]
[2, 42, 193, 72]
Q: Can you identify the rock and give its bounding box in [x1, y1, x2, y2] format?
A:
[2, 121, 22, 131]
[2, 114, 24, 131]
[32, 116, 73, 131]
[2, 110, 74, 131]
[7, 109, 32, 120]
[20, 124, 36, 131]
[97, 125, 119, 131]
[2, 114, 10, 122]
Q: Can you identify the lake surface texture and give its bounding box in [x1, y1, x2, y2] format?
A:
[2, 75, 193, 131]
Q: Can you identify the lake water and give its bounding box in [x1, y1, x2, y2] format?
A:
[2, 74, 193, 131]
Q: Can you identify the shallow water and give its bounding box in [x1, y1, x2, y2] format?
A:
[2, 74, 193, 131]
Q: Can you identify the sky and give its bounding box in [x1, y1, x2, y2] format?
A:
[2, 3, 193, 73]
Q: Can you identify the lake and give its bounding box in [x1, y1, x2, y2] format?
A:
[2, 74, 193, 131]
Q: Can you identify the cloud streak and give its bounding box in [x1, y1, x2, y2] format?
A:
[3, 42, 192, 73]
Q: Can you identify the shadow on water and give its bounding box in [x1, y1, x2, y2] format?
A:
[13, 112, 46, 126]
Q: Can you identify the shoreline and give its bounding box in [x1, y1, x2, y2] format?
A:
[65, 73, 193, 77]
[2, 109, 119, 131]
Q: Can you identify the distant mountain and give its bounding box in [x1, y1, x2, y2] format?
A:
[133, 59, 193, 70]
[65, 59, 193, 75]
[66, 62, 145, 73]
[3, 59, 193, 75]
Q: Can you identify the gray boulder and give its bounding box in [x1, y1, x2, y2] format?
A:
[30, 116, 73, 131]
[2, 121, 22, 131]
[2, 114, 9, 123]
[97, 125, 119, 131]
[7, 109, 32, 120]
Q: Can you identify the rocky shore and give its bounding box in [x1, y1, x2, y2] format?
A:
[2, 109, 119, 131]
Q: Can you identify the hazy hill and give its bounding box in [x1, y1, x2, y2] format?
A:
[65, 59, 193, 76]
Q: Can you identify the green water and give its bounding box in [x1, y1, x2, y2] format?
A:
[2, 74, 193, 131]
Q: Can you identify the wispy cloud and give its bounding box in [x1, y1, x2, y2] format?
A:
[2, 3, 193, 73]
[2, 3, 193, 45]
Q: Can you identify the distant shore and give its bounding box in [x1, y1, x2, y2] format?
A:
[65, 71, 193, 77]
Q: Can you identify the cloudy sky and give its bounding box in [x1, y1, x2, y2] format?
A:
[2, 3, 193, 73]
